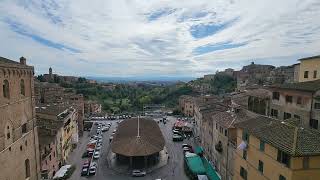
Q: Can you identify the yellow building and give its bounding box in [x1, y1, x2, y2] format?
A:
[298, 55, 320, 82]
[234, 116, 320, 180]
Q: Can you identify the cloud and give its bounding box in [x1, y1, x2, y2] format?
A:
[0, 0, 319, 78]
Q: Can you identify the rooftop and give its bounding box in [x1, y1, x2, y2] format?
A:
[36, 103, 74, 118]
[0, 56, 20, 64]
[213, 109, 259, 129]
[111, 117, 165, 157]
[245, 88, 270, 99]
[268, 79, 320, 92]
[298, 55, 320, 61]
[235, 116, 320, 156]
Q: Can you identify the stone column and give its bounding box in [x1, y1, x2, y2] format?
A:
[129, 156, 133, 168]
[144, 156, 148, 169]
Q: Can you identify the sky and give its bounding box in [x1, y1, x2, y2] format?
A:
[0, 0, 320, 78]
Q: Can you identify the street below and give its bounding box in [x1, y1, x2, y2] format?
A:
[68, 116, 193, 180]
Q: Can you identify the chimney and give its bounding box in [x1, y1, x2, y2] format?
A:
[20, 56, 26, 65]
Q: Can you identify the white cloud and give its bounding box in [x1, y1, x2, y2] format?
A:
[0, 0, 319, 77]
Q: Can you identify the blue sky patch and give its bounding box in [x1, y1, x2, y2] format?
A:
[148, 8, 176, 21]
[193, 41, 247, 55]
[5, 18, 80, 53]
[190, 18, 238, 39]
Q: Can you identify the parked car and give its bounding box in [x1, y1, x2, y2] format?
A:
[132, 170, 146, 177]
[89, 166, 97, 175]
[102, 127, 108, 132]
[81, 167, 89, 176]
[182, 144, 192, 148]
[183, 147, 190, 152]
[93, 151, 100, 159]
[172, 134, 183, 141]
[109, 136, 113, 142]
[82, 160, 90, 168]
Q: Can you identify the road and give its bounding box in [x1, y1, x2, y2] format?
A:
[68, 116, 192, 180]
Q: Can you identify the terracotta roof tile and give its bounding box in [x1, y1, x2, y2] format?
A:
[111, 118, 165, 157]
[235, 116, 320, 156]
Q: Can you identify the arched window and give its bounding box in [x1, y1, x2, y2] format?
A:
[3, 79, 10, 98]
[25, 159, 30, 178]
[20, 79, 25, 96]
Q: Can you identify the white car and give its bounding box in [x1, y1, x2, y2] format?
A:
[89, 162, 97, 175]
[132, 170, 146, 177]
[93, 151, 100, 159]
[96, 146, 101, 151]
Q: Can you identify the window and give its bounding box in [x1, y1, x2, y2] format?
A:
[303, 157, 309, 169]
[216, 123, 218, 130]
[20, 79, 25, 96]
[224, 129, 228, 136]
[304, 71, 309, 78]
[284, 112, 291, 120]
[279, 175, 286, 180]
[277, 150, 290, 167]
[25, 159, 30, 178]
[259, 141, 265, 151]
[271, 109, 278, 118]
[3, 79, 10, 98]
[285, 96, 292, 103]
[297, 97, 302, 105]
[240, 167, 247, 180]
[49, 155, 51, 161]
[242, 131, 249, 142]
[294, 114, 301, 119]
[258, 160, 264, 173]
[313, 71, 317, 78]
[309, 119, 318, 129]
[243, 150, 247, 160]
[22, 123, 27, 134]
[314, 102, 320, 109]
[272, 92, 280, 100]
[6, 126, 10, 139]
[219, 127, 223, 134]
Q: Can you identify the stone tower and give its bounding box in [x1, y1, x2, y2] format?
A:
[0, 56, 40, 180]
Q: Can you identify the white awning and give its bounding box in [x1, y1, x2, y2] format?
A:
[53, 165, 71, 179]
[237, 141, 247, 150]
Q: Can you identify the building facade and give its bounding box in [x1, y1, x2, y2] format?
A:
[234, 116, 320, 180]
[178, 95, 196, 117]
[84, 101, 102, 115]
[0, 56, 40, 180]
[297, 55, 320, 82]
[39, 129, 60, 179]
[36, 104, 78, 162]
[268, 80, 320, 130]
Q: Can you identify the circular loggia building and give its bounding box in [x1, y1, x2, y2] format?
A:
[111, 117, 165, 169]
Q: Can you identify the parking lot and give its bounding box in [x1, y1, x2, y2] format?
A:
[68, 116, 193, 180]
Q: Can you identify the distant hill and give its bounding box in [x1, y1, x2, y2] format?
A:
[86, 76, 195, 83]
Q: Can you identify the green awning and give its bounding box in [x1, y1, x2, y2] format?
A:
[202, 158, 221, 180]
[195, 146, 204, 154]
[185, 156, 206, 175]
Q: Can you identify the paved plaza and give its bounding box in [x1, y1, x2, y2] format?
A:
[68, 116, 193, 180]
